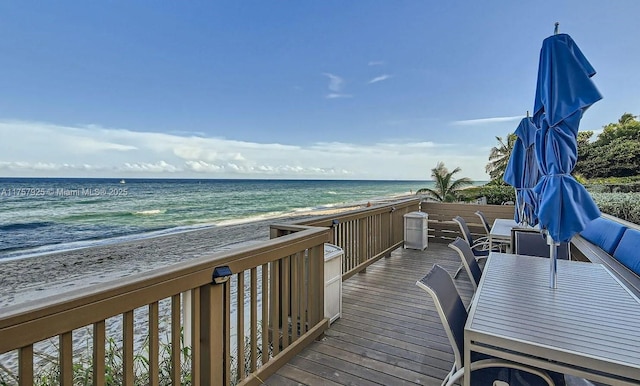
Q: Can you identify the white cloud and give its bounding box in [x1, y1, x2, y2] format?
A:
[323, 73, 354, 99]
[368, 74, 392, 84]
[122, 161, 179, 173]
[0, 119, 492, 180]
[368, 61, 384, 66]
[323, 73, 344, 92]
[452, 115, 524, 126]
[325, 93, 353, 99]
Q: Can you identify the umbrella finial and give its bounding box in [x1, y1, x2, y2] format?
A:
[526, 110, 530, 118]
[554, 22, 559, 34]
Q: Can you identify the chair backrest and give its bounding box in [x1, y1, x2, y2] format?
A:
[448, 237, 482, 290]
[474, 211, 491, 235]
[453, 216, 475, 245]
[416, 265, 467, 370]
[511, 229, 569, 260]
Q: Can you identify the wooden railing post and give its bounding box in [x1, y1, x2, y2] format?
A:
[307, 245, 324, 326]
[200, 266, 233, 385]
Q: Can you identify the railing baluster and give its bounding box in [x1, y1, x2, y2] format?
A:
[281, 256, 290, 350]
[301, 250, 308, 334]
[270, 260, 280, 355]
[190, 289, 201, 386]
[19, 344, 33, 386]
[237, 271, 246, 381]
[358, 218, 366, 267]
[149, 302, 159, 386]
[250, 267, 258, 372]
[59, 331, 73, 385]
[291, 253, 300, 342]
[224, 277, 231, 386]
[93, 321, 105, 386]
[261, 263, 269, 366]
[123, 310, 134, 386]
[171, 294, 181, 385]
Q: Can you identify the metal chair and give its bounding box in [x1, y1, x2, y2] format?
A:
[475, 210, 493, 236]
[416, 265, 559, 386]
[452, 216, 495, 277]
[475, 210, 508, 252]
[511, 228, 570, 260]
[448, 237, 482, 291]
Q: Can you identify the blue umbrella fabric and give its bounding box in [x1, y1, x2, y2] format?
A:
[503, 117, 540, 226]
[532, 33, 601, 245]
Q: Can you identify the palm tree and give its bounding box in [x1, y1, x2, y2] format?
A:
[485, 133, 517, 183]
[416, 162, 473, 202]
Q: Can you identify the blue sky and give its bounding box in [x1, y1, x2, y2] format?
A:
[1, 1, 639, 180]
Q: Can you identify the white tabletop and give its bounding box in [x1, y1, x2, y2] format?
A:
[489, 218, 519, 241]
[464, 252, 640, 385]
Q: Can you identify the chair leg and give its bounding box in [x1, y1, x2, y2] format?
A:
[454, 263, 464, 278]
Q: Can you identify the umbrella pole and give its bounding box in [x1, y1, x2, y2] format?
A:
[547, 233, 558, 288]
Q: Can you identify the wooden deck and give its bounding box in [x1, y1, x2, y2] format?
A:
[265, 242, 474, 386]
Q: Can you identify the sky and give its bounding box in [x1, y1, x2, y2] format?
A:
[1, 1, 639, 181]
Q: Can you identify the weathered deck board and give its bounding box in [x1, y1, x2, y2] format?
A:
[265, 242, 474, 386]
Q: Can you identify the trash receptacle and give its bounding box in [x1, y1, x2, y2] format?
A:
[324, 243, 343, 323]
[404, 211, 428, 250]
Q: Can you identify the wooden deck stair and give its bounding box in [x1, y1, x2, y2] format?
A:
[265, 242, 474, 386]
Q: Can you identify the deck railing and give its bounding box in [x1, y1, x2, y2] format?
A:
[272, 198, 420, 280]
[421, 201, 515, 243]
[0, 199, 515, 386]
[0, 226, 332, 386]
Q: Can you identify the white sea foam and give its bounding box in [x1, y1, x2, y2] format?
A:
[133, 209, 166, 215]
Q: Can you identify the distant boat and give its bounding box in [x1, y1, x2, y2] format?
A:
[120, 179, 126, 184]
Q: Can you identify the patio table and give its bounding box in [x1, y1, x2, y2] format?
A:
[489, 218, 518, 252]
[464, 252, 640, 386]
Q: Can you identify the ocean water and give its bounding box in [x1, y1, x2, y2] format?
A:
[0, 178, 435, 260]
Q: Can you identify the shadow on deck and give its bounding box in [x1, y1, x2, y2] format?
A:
[265, 242, 474, 386]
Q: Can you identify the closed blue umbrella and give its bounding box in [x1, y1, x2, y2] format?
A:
[504, 117, 540, 227]
[532, 32, 602, 288]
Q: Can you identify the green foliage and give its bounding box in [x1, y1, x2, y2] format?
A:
[416, 162, 472, 202]
[584, 176, 640, 193]
[0, 333, 193, 386]
[457, 185, 516, 205]
[0, 325, 268, 386]
[485, 133, 517, 183]
[591, 193, 640, 224]
[576, 113, 640, 178]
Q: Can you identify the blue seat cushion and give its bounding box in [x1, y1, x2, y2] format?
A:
[613, 229, 640, 276]
[580, 217, 627, 255]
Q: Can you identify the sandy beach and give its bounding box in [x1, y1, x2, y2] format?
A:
[0, 205, 364, 309]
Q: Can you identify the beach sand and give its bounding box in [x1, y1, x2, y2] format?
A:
[0, 205, 364, 309]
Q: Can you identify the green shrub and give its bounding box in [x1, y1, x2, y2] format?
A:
[591, 193, 640, 224]
[458, 185, 516, 205]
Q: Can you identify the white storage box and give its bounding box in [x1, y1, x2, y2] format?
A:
[404, 211, 428, 250]
[324, 243, 344, 323]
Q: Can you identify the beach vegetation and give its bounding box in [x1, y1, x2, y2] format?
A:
[590, 192, 640, 224]
[0, 326, 267, 386]
[416, 162, 472, 202]
[457, 185, 516, 205]
[576, 112, 640, 178]
[485, 133, 517, 184]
